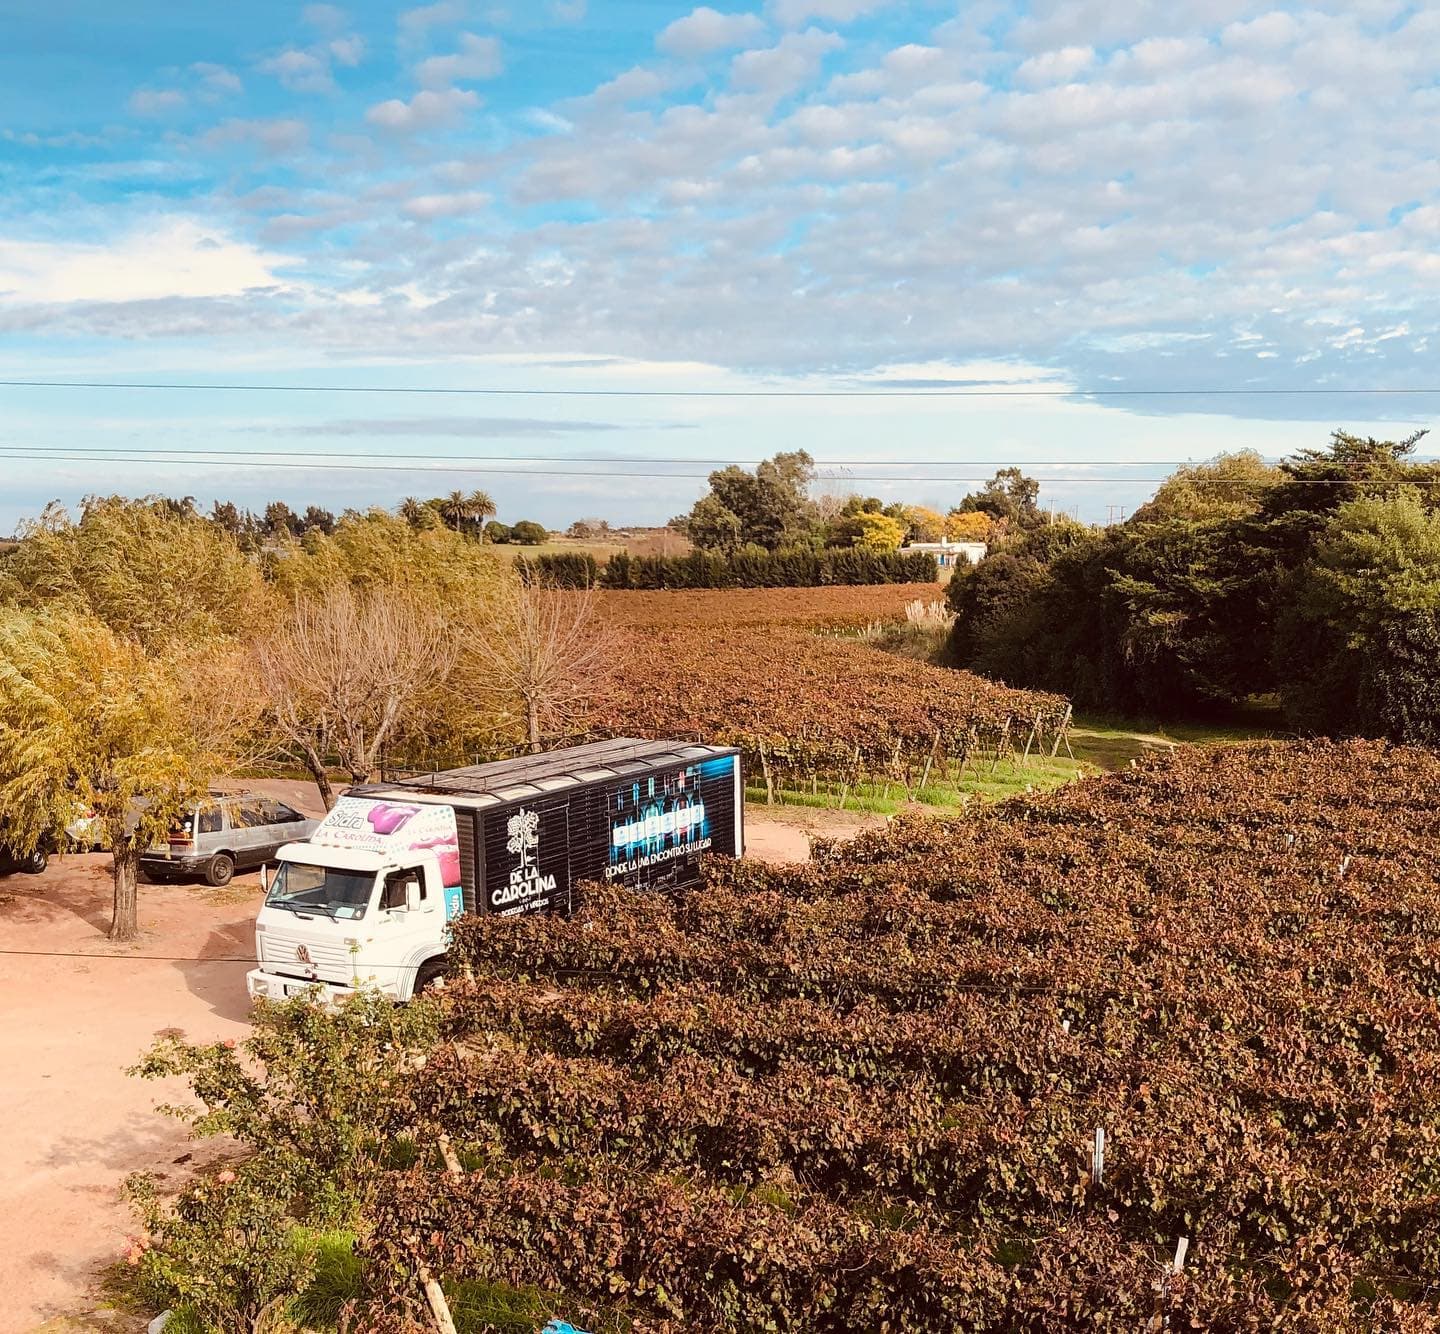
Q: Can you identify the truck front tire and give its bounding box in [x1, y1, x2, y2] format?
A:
[412, 958, 448, 999]
[206, 853, 235, 887]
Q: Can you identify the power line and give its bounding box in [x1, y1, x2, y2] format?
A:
[0, 444, 1268, 468]
[2, 447, 1439, 485]
[0, 945, 1053, 991]
[3, 378, 1440, 399]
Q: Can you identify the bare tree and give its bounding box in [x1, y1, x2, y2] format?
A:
[466, 583, 618, 753]
[255, 586, 457, 807]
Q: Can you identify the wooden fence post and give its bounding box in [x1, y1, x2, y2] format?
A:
[1049, 703, 1074, 759]
[410, 1126, 465, 1334]
[1020, 713, 1039, 767]
[919, 731, 940, 792]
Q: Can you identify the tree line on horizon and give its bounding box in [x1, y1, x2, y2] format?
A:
[947, 430, 1440, 743]
[671, 449, 1031, 555]
[139, 489, 552, 549]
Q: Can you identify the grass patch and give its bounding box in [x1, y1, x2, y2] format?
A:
[1068, 705, 1287, 772]
[745, 752, 1088, 815]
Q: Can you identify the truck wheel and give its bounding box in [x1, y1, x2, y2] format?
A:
[22, 848, 47, 875]
[205, 853, 235, 888]
[412, 958, 448, 999]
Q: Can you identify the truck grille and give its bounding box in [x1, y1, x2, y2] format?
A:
[259, 928, 357, 985]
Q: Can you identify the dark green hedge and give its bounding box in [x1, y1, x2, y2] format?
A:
[601, 547, 937, 589]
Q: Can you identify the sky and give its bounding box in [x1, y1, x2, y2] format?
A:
[1, 0, 1438, 533]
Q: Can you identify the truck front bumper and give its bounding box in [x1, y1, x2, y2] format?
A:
[246, 968, 397, 1006]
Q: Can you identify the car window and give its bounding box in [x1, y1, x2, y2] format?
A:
[234, 799, 270, 829]
[270, 802, 306, 824]
[381, 870, 419, 911]
[196, 804, 222, 835]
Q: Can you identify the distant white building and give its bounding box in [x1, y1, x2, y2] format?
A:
[904, 539, 988, 569]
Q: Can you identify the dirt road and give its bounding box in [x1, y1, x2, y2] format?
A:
[0, 791, 871, 1332]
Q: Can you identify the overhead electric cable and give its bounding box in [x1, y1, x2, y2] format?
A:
[3, 378, 1440, 399]
[2, 447, 1439, 484]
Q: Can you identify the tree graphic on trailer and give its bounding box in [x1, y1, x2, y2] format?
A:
[506, 809, 540, 875]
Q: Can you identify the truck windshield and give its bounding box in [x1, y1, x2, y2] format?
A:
[266, 862, 373, 919]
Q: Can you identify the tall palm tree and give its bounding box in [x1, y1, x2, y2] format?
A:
[467, 489, 497, 539]
[398, 496, 427, 529]
[439, 490, 469, 533]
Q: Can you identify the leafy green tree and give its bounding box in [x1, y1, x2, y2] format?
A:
[1279, 492, 1440, 740]
[438, 490, 470, 533]
[5, 496, 267, 648]
[683, 450, 817, 552]
[467, 489, 497, 538]
[301, 506, 336, 536]
[683, 493, 744, 554]
[485, 521, 513, 544]
[1128, 450, 1282, 524]
[397, 496, 431, 529]
[508, 519, 548, 545]
[828, 508, 906, 551]
[263, 501, 301, 539]
[900, 505, 946, 542]
[264, 509, 502, 606]
[0, 611, 234, 940]
[955, 467, 1043, 530]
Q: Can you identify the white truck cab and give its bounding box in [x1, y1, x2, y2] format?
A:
[246, 795, 462, 1005]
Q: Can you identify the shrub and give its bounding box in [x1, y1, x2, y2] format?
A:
[509, 520, 549, 545]
[600, 547, 936, 589]
[517, 552, 601, 589]
[363, 740, 1440, 1330]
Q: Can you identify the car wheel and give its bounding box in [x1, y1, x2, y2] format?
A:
[205, 853, 236, 887]
[411, 958, 449, 1000]
[23, 848, 48, 875]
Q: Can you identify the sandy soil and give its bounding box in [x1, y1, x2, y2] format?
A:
[0, 787, 868, 1333]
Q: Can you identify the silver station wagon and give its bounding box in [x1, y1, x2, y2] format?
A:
[141, 792, 319, 887]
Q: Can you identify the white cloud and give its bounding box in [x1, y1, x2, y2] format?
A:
[302, 4, 348, 32]
[0, 220, 292, 304]
[402, 190, 492, 219]
[1220, 11, 1301, 52]
[204, 118, 311, 154]
[399, 1, 467, 42]
[550, 0, 587, 20]
[260, 49, 335, 94]
[731, 28, 843, 95]
[366, 87, 480, 132]
[768, 0, 887, 27]
[329, 35, 366, 67]
[731, 26, 840, 94]
[1015, 45, 1095, 86]
[416, 32, 503, 87]
[128, 88, 186, 117]
[658, 7, 768, 59]
[191, 62, 243, 97]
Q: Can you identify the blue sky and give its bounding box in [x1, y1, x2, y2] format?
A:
[1, 0, 1438, 532]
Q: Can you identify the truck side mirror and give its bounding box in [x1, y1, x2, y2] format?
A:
[259, 864, 269, 894]
[405, 882, 421, 913]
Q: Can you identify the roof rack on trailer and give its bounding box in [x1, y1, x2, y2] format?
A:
[372, 738, 732, 801]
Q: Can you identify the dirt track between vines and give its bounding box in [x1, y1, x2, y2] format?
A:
[0, 786, 871, 1333]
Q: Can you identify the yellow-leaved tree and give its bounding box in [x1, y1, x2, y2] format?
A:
[0, 610, 245, 941]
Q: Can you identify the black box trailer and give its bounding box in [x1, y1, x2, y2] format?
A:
[353, 738, 744, 917]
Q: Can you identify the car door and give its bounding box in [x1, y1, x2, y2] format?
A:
[228, 796, 272, 869]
